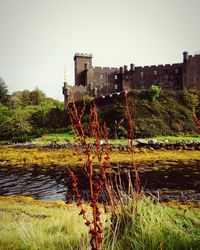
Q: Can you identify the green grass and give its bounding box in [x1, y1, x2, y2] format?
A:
[106, 198, 200, 250]
[35, 132, 74, 144]
[34, 132, 200, 145]
[0, 196, 91, 250]
[0, 196, 199, 250]
[145, 135, 200, 142]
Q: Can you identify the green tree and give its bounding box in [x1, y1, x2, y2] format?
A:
[30, 88, 46, 105]
[0, 78, 8, 103]
[0, 109, 32, 139]
[9, 96, 22, 108]
[21, 90, 31, 106]
[182, 91, 199, 113]
[150, 85, 161, 101]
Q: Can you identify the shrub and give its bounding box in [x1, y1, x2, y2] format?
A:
[150, 85, 161, 101]
[182, 90, 199, 113]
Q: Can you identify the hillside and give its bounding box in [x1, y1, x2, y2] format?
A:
[94, 90, 200, 138]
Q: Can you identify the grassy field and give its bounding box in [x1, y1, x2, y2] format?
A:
[0, 147, 200, 167]
[32, 132, 200, 144]
[145, 135, 200, 142]
[35, 133, 74, 144]
[0, 196, 199, 250]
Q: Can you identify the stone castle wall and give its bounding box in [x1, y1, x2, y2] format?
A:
[63, 51, 200, 106]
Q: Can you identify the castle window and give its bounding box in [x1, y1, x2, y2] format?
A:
[140, 72, 144, 78]
[115, 84, 118, 90]
[140, 80, 145, 89]
[100, 74, 104, 80]
[164, 79, 169, 85]
[154, 70, 158, 76]
[125, 74, 128, 80]
[175, 68, 179, 74]
[153, 79, 158, 85]
[114, 75, 118, 80]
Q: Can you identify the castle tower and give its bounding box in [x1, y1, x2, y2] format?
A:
[74, 53, 93, 86]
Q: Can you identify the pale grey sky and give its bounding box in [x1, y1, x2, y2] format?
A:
[0, 0, 200, 100]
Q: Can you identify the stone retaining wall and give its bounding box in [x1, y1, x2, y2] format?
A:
[6, 139, 200, 151]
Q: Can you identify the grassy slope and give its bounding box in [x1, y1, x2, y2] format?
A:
[0, 196, 91, 250]
[95, 91, 200, 138]
[0, 196, 199, 250]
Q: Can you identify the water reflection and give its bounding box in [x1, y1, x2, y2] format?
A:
[0, 160, 199, 202]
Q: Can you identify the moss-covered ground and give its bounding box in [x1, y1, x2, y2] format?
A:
[0, 147, 200, 167]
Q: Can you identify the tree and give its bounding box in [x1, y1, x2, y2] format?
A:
[9, 96, 22, 108]
[182, 91, 199, 113]
[21, 90, 31, 106]
[150, 85, 161, 101]
[30, 88, 46, 105]
[0, 78, 8, 103]
[0, 109, 32, 139]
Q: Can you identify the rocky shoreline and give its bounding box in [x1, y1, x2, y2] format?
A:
[6, 139, 200, 151]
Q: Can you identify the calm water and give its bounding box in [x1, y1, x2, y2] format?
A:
[0, 160, 199, 202]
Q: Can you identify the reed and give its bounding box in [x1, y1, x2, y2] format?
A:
[66, 91, 140, 249]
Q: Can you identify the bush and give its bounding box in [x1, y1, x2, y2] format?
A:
[150, 85, 161, 101]
[0, 110, 33, 140]
[182, 90, 199, 113]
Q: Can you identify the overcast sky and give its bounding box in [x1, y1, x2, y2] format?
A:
[0, 0, 200, 101]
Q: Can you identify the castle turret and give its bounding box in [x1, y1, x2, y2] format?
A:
[183, 51, 188, 63]
[63, 81, 70, 110]
[130, 63, 135, 71]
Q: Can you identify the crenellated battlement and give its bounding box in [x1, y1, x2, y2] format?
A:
[65, 51, 200, 106]
[132, 63, 182, 71]
[93, 66, 119, 72]
[74, 53, 93, 59]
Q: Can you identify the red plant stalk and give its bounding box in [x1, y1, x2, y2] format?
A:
[67, 97, 104, 250]
[124, 89, 139, 213]
[90, 103, 115, 211]
[101, 123, 115, 210]
[67, 90, 138, 248]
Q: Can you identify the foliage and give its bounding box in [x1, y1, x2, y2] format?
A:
[182, 90, 199, 113]
[0, 109, 33, 139]
[84, 95, 94, 105]
[21, 89, 32, 106]
[0, 78, 8, 104]
[9, 95, 22, 108]
[10, 88, 47, 107]
[30, 87, 46, 105]
[0, 89, 199, 141]
[150, 84, 161, 101]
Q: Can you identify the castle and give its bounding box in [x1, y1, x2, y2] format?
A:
[63, 51, 200, 107]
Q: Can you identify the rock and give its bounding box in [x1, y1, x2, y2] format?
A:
[136, 139, 148, 144]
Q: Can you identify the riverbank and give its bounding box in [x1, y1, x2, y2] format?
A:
[0, 196, 199, 250]
[2, 137, 200, 151]
[0, 147, 200, 167]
